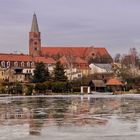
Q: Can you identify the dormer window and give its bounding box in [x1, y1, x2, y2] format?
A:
[7, 61, 10, 68]
[31, 62, 35, 67]
[21, 62, 24, 67]
[27, 62, 30, 67]
[1, 61, 5, 68]
[14, 62, 18, 67]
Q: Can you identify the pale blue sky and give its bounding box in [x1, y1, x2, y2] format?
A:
[0, 0, 140, 56]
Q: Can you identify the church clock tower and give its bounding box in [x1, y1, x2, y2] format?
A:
[29, 13, 41, 57]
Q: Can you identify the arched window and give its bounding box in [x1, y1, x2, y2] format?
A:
[14, 62, 18, 67]
[1, 61, 5, 68]
[21, 62, 24, 67]
[27, 62, 30, 67]
[31, 62, 35, 67]
[7, 61, 10, 68]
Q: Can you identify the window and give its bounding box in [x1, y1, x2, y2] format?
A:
[27, 62, 30, 67]
[21, 62, 24, 67]
[14, 62, 18, 67]
[31, 62, 35, 67]
[1, 61, 5, 68]
[7, 61, 10, 68]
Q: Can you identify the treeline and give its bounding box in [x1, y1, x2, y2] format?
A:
[113, 48, 140, 90]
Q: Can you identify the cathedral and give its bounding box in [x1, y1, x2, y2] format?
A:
[0, 14, 113, 82]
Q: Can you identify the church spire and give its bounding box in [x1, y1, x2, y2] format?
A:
[31, 13, 39, 32]
[29, 13, 41, 57]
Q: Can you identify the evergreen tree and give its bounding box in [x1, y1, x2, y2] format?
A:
[53, 61, 67, 82]
[33, 62, 50, 83]
[14, 82, 23, 94]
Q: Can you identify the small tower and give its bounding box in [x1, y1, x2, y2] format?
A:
[29, 13, 41, 57]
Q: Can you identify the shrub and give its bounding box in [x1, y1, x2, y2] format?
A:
[27, 85, 34, 95]
[51, 82, 67, 93]
[35, 83, 47, 93]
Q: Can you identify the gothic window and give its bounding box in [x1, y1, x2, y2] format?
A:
[27, 62, 30, 67]
[14, 62, 18, 67]
[31, 62, 35, 67]
[21, 62, 24, 67]
[7, 61, 10, 68]
[1, 61, 5, 68]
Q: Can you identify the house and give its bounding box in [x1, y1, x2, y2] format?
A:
[89, 63, 113, 74]
[0, 67, 7, 81]
[66, 68, 82, 80]
[106, 78, 125, 92]
[89, 80, 106, 92]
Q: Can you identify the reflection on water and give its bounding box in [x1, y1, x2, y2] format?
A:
[0, 96, 140, 140]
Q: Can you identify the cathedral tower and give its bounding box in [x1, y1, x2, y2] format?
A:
[29, 13, 41, 57]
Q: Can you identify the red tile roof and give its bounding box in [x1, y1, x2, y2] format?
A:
[41, 46, 112, 59]
[34, 57, 55, 64]
[74, 57, 87, 64]
[59, 56, 68, 64]
[0, 53, 55, 64]
[0, 46, 112, 66]
[0, 53, 34, 62]
[106, 78, 124, 86]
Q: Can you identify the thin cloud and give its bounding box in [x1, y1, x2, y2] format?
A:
[0, 0, 140, 55]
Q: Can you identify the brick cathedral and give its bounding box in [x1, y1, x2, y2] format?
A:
[0, 13, 113, 71]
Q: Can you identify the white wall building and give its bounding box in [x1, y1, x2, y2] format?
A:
[89, 63, 112, 74]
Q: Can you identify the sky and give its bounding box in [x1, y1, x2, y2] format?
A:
[0, 0, 140, 56]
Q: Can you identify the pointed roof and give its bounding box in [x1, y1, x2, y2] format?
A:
[106, 78, 124, 86]
[31, 13, 39, 32]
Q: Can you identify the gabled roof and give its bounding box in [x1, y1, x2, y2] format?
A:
[91, 80, 106, 87]
[106, 78, 124, 86]
[0, 53, 34, 62]
[94, 63, 112, 72]
[41, 46, 112, 59]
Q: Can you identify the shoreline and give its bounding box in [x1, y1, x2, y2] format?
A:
[0, 93, 140, 99]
